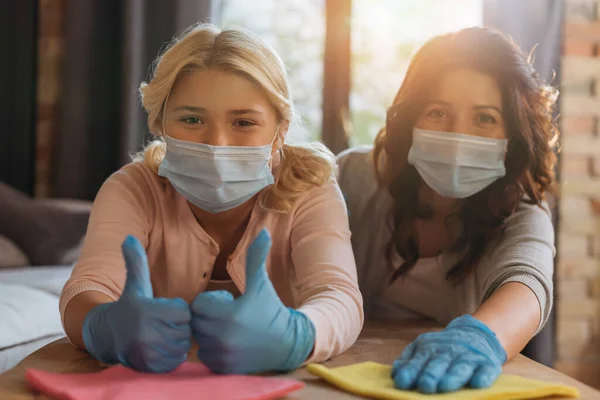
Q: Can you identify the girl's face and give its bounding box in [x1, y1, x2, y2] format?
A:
[414, 68, 507, 140]
[164, 69, 281, 147]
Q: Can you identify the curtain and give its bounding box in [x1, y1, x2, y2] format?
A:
[322, 0, 352, 155]
[484, 0, 563, 367]
[0, 0, 38, 196]
[484, 0, 562, 83]
[52, 0, 220, 200]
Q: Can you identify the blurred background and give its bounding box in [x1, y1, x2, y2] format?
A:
[1, 0, 600, 389]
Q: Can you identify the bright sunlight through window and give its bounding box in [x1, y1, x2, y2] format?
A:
[221, 0, 482, 145]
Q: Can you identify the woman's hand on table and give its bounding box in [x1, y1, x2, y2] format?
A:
[191, 228, 316, 374]
[392, 314, 506, 393]
[82, 236, 192, 373]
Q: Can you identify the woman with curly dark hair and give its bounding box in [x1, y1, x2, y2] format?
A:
[337, 27, 558, 394]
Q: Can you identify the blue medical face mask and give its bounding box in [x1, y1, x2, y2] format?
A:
[158, 136, 275, 213]
[407, 128, 508, 198]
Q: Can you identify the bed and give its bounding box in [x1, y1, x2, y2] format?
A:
[0, 265, 74, 372]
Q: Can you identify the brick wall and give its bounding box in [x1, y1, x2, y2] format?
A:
[555, 0, 600, 389]
[35, 0, 66, 197]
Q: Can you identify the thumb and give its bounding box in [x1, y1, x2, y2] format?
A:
[121, 235, 153, 299]
[244, 228, 272, 294]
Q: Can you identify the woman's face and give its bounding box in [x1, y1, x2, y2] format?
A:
[164, 69, 281, 147]
[414, 68, 507, 139]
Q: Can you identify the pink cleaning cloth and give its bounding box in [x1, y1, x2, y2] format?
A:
[26, 362, 305, 400]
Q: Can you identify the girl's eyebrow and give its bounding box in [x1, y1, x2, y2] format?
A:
[171, 105, 206, 113]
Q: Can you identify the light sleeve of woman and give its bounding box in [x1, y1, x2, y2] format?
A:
[475, 201, 555, 358]
[59, 163, 153, 334]
[289, 180, 365, 363]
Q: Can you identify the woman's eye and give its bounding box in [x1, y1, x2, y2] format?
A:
[426, 109, 447, 119]
[478, 113, 497, 124]
[180, 117, 202, 124]
[234, 120, 256, 127]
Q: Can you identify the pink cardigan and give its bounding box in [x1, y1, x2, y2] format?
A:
[60, 162, 364, 363]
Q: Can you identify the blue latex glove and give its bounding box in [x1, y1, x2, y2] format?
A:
[392, 314, 507, 394]
[82, 235, 192, 373]
[191, 228, 316, 374]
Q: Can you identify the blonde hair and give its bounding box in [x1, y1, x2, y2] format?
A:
[138, 23, 335, 212]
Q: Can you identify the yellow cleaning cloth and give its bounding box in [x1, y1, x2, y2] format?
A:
[307, 362, 580, 400]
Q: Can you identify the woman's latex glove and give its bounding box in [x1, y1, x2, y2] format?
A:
[82, 235, 192, 373]
[392, 314, 507, 393]
[191, 228, 316, 374]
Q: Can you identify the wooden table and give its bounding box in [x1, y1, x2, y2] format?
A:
[0, 321, 597, 399]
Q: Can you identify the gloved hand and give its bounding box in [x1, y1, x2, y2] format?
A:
[392, 314, 507, 393]
[191, 228, 316, 374]
[82, 235, 192, 373]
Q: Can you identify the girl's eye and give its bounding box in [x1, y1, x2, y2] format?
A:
[478, 113, 497, 124]
[181, 117, 202, 124]
[234, 120, 256, 127]
[426, 109, 447, 119]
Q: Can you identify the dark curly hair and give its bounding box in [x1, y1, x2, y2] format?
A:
[373, 27, 559, 284]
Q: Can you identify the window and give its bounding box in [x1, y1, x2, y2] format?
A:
[350, 0, 483, 145]
[220, 0, 482, 148]
[221, 0, 326, 141]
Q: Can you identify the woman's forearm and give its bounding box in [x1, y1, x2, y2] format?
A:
[472, 281, 541, 361]
[63, 291, 115, 350]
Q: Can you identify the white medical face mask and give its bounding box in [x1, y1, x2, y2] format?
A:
[158, 136, 275, 213]
[407, 128, 508, 198]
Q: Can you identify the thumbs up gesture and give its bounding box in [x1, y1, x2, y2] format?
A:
[191, 229, 316, 374]
[82, 236, 192, 373]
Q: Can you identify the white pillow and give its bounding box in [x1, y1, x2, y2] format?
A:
[0, 283, 64, 349]
[0, 235, 30, 268]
